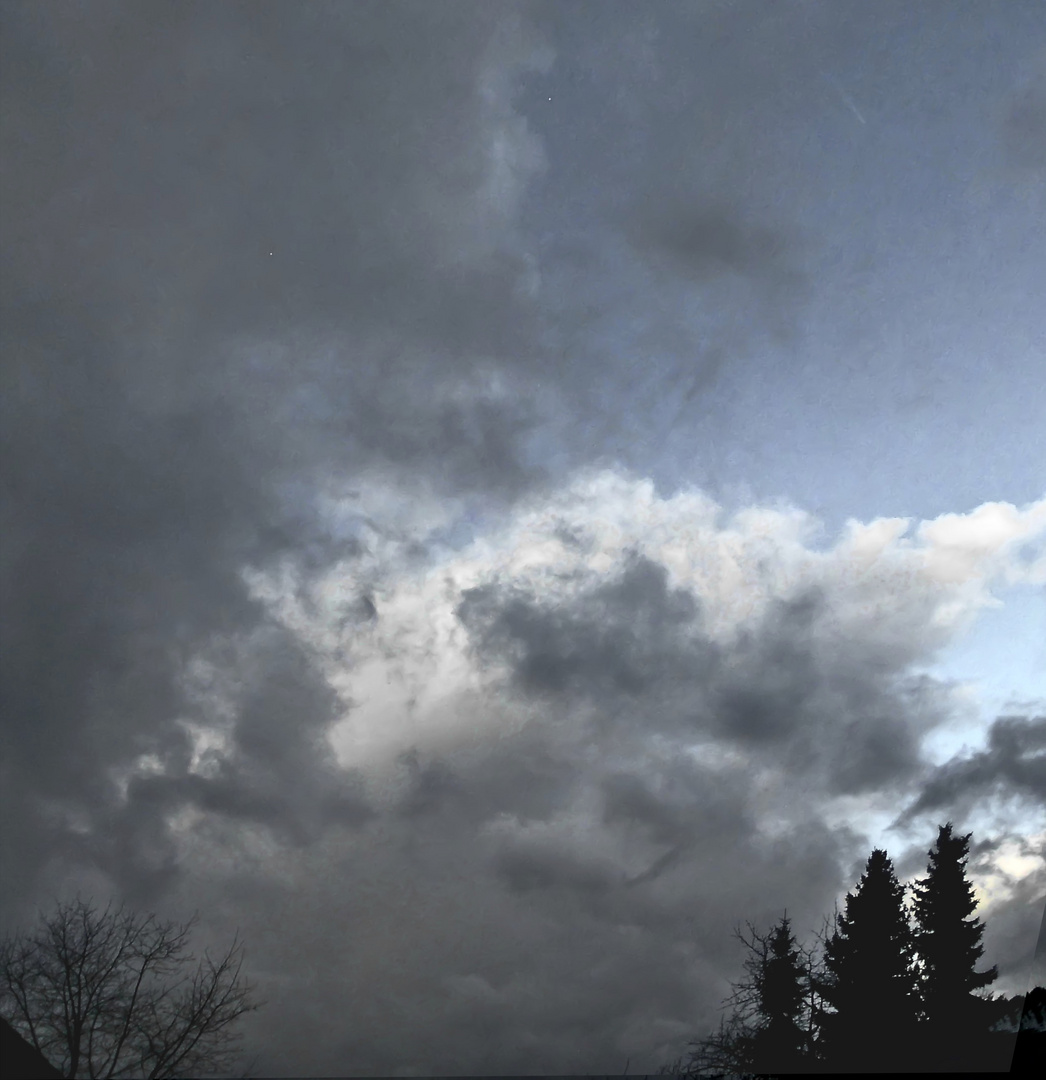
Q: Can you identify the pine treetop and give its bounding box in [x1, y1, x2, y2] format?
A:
[911, 822, 998, 1015]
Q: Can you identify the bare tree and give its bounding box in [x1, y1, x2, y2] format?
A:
[0, 897, 261, 1079]
[684, 915, 822, 1077]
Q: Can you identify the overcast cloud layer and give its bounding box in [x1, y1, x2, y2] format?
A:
[2, 2, 1045, 1075]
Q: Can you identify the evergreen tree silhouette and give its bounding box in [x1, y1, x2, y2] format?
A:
[818, 848, 920, 1071]
[749, 915, 809, 1073]
[911, 823, 997, 1041]
[674, 826, 1017, 1075]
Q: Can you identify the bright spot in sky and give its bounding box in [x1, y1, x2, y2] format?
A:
[920, 585, 1046, 765]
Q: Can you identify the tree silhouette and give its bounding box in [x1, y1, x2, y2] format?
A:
[669, 825, 1029, 1076]
[750, 915, 811, 1072]
[817, 848, 919, 1070]
[686, 913, 815, 1075]
[0, 897, 261, 1079]
[911, 823, 997, 1038]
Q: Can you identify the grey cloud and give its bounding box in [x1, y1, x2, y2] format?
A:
[896, 714, 1046, 825]
[600, 765, 753, 861]
[34, 626, 374, 908]
[633, 203, 800, 287]
[208, 744, 848, 1075]
[0, 0, 554, 917]
[458, 557, 942, 797]
[494, 842, 621, 898]
[483, 758, 758, 908]
[457, 554, 707, 704]
[2, 3, 1040, 1075]
[184, 628, 374, 837]
[235, 628, 851, 1070]
[396, 732, 581, 829]
[618, 198, 810, 360]
[707, 591, 822, 743]
[2, 2, 545, 349]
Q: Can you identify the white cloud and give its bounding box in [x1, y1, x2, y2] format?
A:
[274, 476, 1046, 779]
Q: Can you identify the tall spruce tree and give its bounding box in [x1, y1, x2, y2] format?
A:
[819, 848, 919, 1070]
[911, 823, 997, 1033]
[750, 915, 810, 1073]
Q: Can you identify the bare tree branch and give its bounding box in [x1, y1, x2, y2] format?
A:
[0, 897, 262, 1079]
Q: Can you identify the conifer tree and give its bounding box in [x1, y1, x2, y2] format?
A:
[818, 848, 919, 1070]
[911, 823, 997, 1034]
[750, 915, 809, 1072]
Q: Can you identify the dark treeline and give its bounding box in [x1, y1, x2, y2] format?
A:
[666, 823, 1044, 1075]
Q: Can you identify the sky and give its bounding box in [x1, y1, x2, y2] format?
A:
[1, 1, 1044, 1075]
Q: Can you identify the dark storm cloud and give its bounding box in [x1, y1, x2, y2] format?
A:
[0, 0, 552, 913]
[458, 554, 703, 702]
[3, 3, 1043, 1075]
[897, 714, 1046, 825]
[1, 1, 544, 349]
[394, 727, 582, 830]
[197, 736, 850, 1076]
[457, 553, 940, 797]
[7, 625, 374, 910]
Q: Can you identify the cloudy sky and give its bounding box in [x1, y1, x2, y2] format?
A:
[1, 1, 1044, 1074]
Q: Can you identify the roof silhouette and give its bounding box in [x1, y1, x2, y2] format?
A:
[0, 1015, 62, 1079]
